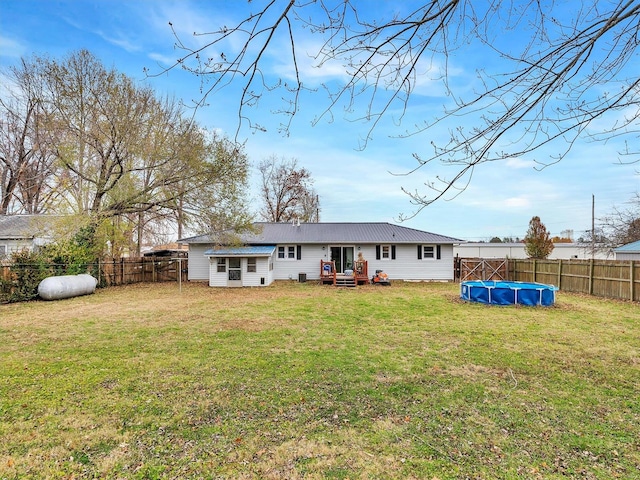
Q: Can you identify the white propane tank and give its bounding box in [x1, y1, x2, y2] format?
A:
[38, 274, 98, 301]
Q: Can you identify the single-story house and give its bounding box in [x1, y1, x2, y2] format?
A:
[613, 240, 640, 261]
[0, 215, 55, 259]
[180, 222, 463, 287]
[453, 242, 612, 260]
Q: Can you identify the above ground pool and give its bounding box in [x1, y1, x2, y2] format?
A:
[460, 280, 557, 306]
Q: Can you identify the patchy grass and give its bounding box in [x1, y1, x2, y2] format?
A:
[1, 281, 639, 479]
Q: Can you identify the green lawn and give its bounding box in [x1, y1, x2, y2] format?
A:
[1, 281, 639, 479]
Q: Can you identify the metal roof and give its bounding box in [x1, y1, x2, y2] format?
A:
[613, 240, 640, 253]
[182, 222, 463, 245]
[204, 246, 277, 257]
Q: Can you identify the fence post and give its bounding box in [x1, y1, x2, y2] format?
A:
[631, 260, 635, 302]
[557, 259, 562, 290]
[588, 259, 594, 295]
[533, 259, 537, 282]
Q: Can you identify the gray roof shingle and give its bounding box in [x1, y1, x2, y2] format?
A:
[181, 222, 463, 245]
[0, 215, 53, 240]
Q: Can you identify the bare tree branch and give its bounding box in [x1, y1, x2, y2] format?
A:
[152, 1, 640, 217]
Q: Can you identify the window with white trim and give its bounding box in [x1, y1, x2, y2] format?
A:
[217, 257, 226, 272]
[277, 245, 299, 260]
[0, 245, 6, 258]
[247, 257, 257, 272]
[381, 245, 391, 259]
[422, 245, 435, 259]
[418, 244, 441, 260]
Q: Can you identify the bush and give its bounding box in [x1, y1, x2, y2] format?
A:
[0, 250, 54, 303]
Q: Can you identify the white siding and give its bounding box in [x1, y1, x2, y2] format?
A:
[0, 239, 36, 257]
[368, 244, 454, 281]
[272, 244, 454, 281]
[188, 244, 212, 281]
[615, 252, 640, 261]
[208, 257, 226, 287]
[243, 256, 272, 287]
[189, 242, 456, 284]
[272, 244, 326, 280]
[208, 255, 275, 287]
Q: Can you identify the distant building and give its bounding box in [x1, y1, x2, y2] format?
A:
[453, 242, 612, 260]
[613, 240, 640, 261]
[0, 215, 55, 258]
[142, 243, 189, 258]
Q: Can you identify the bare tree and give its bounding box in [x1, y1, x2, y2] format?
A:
[599, 192, 640, 246]
[0, 59, 58, 214]
[154, 1, 640, 217]
[2, 50, 253, 255]
[258, 156, 319, 222]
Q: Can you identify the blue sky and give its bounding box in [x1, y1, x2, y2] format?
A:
[1, 0, 638, 241]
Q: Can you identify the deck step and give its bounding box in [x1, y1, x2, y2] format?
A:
[335, 276, 357, 287]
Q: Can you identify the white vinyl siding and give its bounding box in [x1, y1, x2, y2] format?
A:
[187, 244, 212, 281]
[208, 254, 274, 287]
[188, 242, 455, 284]
[369, 244, 453, 281]
[272, 244, 320, 280]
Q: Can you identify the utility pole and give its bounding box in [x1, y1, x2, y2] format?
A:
[591, 194, 595, 259]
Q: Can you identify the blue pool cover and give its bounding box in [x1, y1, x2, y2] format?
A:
[460, 281, 557, 306]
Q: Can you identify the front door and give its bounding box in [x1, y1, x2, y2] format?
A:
[228, 257, 242, 287]
[330, 246, 354, 273]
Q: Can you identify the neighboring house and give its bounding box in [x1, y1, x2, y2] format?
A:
[613, 240, 640, 261]
[454, 242, 612, 260]
[0, 215, 55, 259]
[180, 222, 463, 287]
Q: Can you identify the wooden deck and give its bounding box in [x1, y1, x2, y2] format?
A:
[320, 260, 369, 287]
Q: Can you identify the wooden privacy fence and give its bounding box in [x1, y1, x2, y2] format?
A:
[509, 258, 639, 302]
[0, 256, 188, 288]
[98, 256, 188, 286]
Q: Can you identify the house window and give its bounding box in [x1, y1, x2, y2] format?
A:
[0, 245, 6, 258]
[418, 245, 441, 260]
[277, 245, 300, 260]
[247, 257, 257, 273]
[217, 258, 226, 272]
[376, 244, 396, 260]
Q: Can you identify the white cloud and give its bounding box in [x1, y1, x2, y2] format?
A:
[148, 52, 176, 67]
[503, 196, 531, 208]
[505, 158, 536, 169]
[0, 35, 26, 59]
